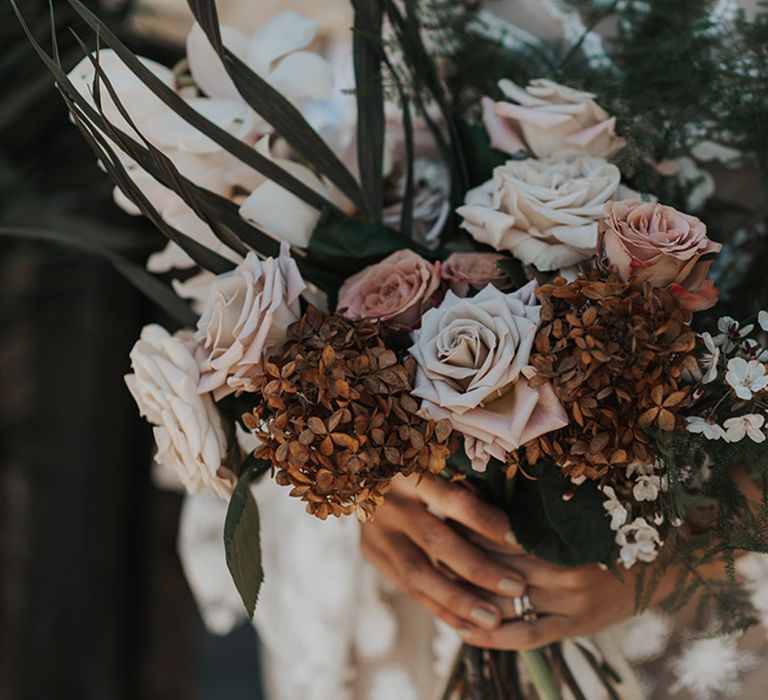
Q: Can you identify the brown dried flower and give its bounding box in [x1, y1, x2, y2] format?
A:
[522, 273, 696, 480]
[243, 306, 456, 521]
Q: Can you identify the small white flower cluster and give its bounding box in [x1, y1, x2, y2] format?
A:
[686, 313, 768, 444]
[601, 460, 669, 568]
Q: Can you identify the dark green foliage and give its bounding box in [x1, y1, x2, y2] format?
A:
[352, 0, 386, 222]
[224, 457, 271, 619]
[506, 462, 615, 567]
[306, 209, 437, 301]
[455, 120, 507, 188]
[652, 428, 768, 634]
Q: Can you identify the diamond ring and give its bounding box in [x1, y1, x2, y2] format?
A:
[513, 593, 537, 623]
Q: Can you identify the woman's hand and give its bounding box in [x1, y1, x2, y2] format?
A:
[459, 556, 648, 650]
[360, 474, 526, 631]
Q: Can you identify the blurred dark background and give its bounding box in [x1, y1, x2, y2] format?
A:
[0, 2, 262, 698]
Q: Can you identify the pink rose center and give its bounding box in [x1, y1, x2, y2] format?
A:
[359, 268, 420, 316]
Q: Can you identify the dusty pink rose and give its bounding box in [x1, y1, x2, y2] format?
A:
[482, 79, 625, 159]
[600, 200, 722, 311]
[409, 281, 568, 471]
[441, 252, 511, 297]
[338, 250, 441, 326]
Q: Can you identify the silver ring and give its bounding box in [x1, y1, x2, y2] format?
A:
[513, 593, 538, 623]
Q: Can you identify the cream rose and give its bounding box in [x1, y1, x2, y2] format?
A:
[600, 200, 722, 311]
[457, 154, 623, 271]
[125, 325, 233, 499]
[337, 249, 441, 326]
[195, 243, 306, 398]
[482, 79, 625, 159]
[409, 281, 568, 470]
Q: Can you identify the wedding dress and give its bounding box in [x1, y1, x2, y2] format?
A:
[171, 1, 768, 698]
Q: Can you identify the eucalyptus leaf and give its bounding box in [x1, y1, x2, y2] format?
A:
[224, 464, 267, 619]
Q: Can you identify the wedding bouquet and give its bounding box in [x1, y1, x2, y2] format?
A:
[13, 0, 768, 697]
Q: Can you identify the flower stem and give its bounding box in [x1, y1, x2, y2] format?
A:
[520, 649, 562, 700]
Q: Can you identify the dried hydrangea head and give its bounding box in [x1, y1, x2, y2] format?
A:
[524, 273, 696, 480]
[243, 306, 456, 520]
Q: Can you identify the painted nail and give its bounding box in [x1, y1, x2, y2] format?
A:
[470, 606, 499, 630]
[505, 530, 518, 547]
[499, 577, 525, 596]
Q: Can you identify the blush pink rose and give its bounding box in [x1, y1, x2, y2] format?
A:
[482, 79, 625, 160]
[338, 249, 441, 326]
[441, 252, 511, 297]
[599, 200, 722, 312]
[195, 243, 306, 399]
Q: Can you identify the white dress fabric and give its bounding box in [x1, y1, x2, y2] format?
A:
[171, 1, 768, 699]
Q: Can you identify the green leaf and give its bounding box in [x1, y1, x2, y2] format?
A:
[224, 463, 267, 619]
[352, 0, 385, 222]
[497, 257, 529, 290]
[456, 120, 507, 188]
[184, 0, 367, 215]
[306, 209, 436, 281]
[507, 462, 614, 566]
[381, 52, 415, 238]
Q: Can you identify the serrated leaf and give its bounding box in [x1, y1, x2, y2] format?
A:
[224, 466, 266, 619]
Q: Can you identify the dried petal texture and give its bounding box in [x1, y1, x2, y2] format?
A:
[523, 273, 696, 480]
[245, 308, 456, 520]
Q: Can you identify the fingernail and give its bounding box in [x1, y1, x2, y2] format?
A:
[470, 606, 499, 630]
[505, 530, 518, 547]
[499, 577, 525, 596]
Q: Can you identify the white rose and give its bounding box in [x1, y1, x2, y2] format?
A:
[457, 154, 622, 271]
[125, 325, 233, 499]
[68, 48, 174, 139]
[239, 136, 332, 248]
[482, 79, 625, 159]
[409, 281, 568, 470]
[195, 244, 306, 399]
[186, 13, 334, 108]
